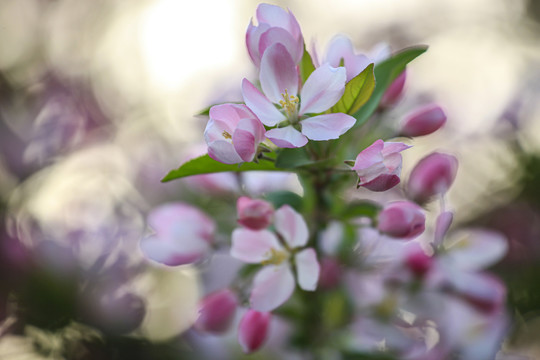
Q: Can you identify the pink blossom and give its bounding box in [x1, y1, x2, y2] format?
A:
[230, 205, 320, 311]
[237, 196, 274, 230]
[320, 35, 371, 82]
[404, 247, 434, 277]
[246, 3, 303, 67]
[238, 310, 271, 353]
[401, 104, 447, 137]
[204, 104, 266, 164]
[139, 203, 215, 266]
[407, 152, 458, 203]
[194, 289, 238, 334]
[352, 139, 410, 191]
[380, 70, 407, 108]
[377, 201, 425, 239]
[242, 43, 356, 148]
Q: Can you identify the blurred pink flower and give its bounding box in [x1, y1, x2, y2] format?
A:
[380, 70, 407, 108]
[231, 205, 320, 311]
[237, 196, 274, 230]
[352, 139, 410, 191]
[246, 3, 303, 67]
[401, 104, 447, 137]
[238, 310, 271, 353]
[407, 152, 458, 203]
[204, 104, 266, 164]
[242, 43, 355, 148]
[377, 201, 425, 239]
[139, 203, 215, 266]
[194, 289, 238, 334]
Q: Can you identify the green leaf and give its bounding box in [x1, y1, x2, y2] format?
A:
[299, 46, 316, 83]
[161, 154, 283, 182]
[331, 63, 375, 115]
[275, 147, 314, 169]
[265, 191, 304, 212]
[352, 46, 428, 127]
[340, 200, 381, 219]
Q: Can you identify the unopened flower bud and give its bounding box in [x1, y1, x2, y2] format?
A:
[318, 257, 342, 289]
[377, 201, 425, 239]
[408, 152, 458, 203]
[380, 70, 406, 108]
[237, 197, 274, 230]
[405, 249, 433, 277]
[401, 104, 446, 137]
[194, 289, 238, 334]
[238, 310, 271, 354]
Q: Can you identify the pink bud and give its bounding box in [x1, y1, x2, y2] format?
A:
[408, 152, 458, 203]
[318, 257, 342, 289]
[237, 197, 274, 230]
[377, 201, 425, 239]
[380, 70, 406, 107]
[238, 310, 271, 354]
[401, 104, 446, 137]
[433, 211, 453, 247]
[405, 249, 433, 277]
[194, 289, 238, 334]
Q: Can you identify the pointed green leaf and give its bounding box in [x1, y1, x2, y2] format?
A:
[352, 46, 428, 128]
[161, 154, 282, 182]
[299, 46, 316, 83]
[331, 63, 375, 115]
[275, 147, 314, 169]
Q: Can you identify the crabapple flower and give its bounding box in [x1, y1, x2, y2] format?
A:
[194, 289, 238, 334]
[401, 104, 447, 137]
[242, 43, 356, 148]
[238, 310, 271, 353]
[246, 3, 303, 67]
[408, 152, 458, 203]
[139, 203, 215, 266]
[352, 139, 410, 191]
[231, 205, 320, 311]
[377, 201, 425, 239]
[204, 104, 266, 164]
[320, 35, 371, 82]
[237, 196, 274, 230]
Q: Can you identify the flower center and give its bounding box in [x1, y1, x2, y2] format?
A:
[222, 130, 232, 140]
[261, 248, 289, 266]
[278, 89, 299, 118]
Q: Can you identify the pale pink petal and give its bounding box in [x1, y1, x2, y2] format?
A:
[352, 139, 384, 172]
[250, 264, 295, 311]
[209, 103, 254, 125]
[381, 142, 411, 155]
[140, 235, 207, 266]
[148, 204, 215, 242]
[233, 118, 266, 162]
[299, 64, 346, 114]
[266, 126, 308, 148]
[444, 229, 508, 271]
[300, 113, 356, 140]
[324, 35, 370, 81]
[259, 43, 298, 104]
[274, 205, 309, 248]
[295, 248, 320, 291]
[242, 79, 285, 127]
[382, 152, 403, 174]
[434, 211, 453, 247]
[245, 22, 270, 67]
[230, 228, 283, 263]
[256, 4, 301, 39]
[207, 140, 243, 164]
[259, 27, 301, 66]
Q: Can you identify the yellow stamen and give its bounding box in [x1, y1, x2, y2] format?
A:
[222, 130, 232, 139]
[278, 89, 299, 117]
[261, 248, 289, 266]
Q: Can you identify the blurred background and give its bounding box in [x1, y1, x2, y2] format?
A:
[1, 0, 540, 358]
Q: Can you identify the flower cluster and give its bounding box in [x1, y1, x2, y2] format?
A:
[140, 3, 509, 357]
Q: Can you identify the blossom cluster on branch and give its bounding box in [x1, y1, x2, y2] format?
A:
[144, 3, 509, 359]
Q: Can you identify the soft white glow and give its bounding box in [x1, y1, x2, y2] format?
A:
[140, 0, 236, 91]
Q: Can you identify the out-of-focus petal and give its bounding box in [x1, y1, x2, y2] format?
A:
[299, 64, 346, 114]
[300, 113, 356, 140]
[352, 139, 385, 172]
[147, 204, 215, 242]
[242, 79, 285, 127]
[444, 229, 508, 271]
[140, 235, 207, 266]
[434, 211, 454, 247]
[382, 142, 411, 155]
[238, 310, 271, 354]
[230, 228, 283, 263]
[361, 174, 401, 192]
[250, 264, 295, 311]
[295, 248, 320, 291]
[259, 43, 298, 104]
[274, 205, 309, 248]
[266, 126, 308, 148]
